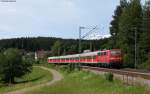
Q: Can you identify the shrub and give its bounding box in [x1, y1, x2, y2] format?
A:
[105, 72, 114, 82]
[138, 62, 150, 71]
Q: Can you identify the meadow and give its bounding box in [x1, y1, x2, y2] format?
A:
[25, 65, 150, 94]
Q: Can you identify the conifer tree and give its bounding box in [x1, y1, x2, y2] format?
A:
[109, 0, 128, 48]
[140, 0, 150, 65]
[118, 0, 142, 67]
[51, 40, 62, 56]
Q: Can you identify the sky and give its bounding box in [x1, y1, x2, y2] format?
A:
[0, 0, 145, 39]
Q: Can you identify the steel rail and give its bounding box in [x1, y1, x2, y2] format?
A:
[82, 66, 150, 79]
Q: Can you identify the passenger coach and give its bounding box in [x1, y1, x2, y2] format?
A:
[48, 49, 122, 67]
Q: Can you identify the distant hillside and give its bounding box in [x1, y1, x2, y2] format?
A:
[0, 37, 110, 52]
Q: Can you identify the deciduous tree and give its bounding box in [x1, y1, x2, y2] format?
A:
[0, 48, 32, 83]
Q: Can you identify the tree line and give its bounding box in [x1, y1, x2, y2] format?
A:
[0, 37, 110, 54]
[109, 0, 150, 69]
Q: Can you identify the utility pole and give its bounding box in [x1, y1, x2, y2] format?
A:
[22, 38, 24, 49]
[78, 26, 85, 70]
[79, 26, 99, 52]
[78, 26, 99, 69]
[58, 47, 61, 56]
[79, 26, 84, 54]
[90, 41, 92, 51]
[134, 27, 137, 69]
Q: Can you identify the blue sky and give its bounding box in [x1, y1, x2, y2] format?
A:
[0, 0, 145, 39]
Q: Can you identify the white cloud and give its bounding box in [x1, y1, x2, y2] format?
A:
[0, 0, 79, 35]
[0, 0, 122, 39]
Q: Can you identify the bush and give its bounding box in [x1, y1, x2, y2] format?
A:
[66, 64, 75, 73]
[137, 53, 150, 71]
[105, 72, 114, 82]
[123, 54, 134, 68]
[64, 63, 80, 73]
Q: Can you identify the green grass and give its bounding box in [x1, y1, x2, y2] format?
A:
[0, 66, 52, 94]
[34, 63, 55, 68]
[138, 62, 150, 71]
[25, 66, 150, 94]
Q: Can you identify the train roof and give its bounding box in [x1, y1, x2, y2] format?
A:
[48, 50, 111, 59]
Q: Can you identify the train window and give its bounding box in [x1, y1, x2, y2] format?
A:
[104, 52, 107, 55]
[93, 56, 96, 59]
[86, 56, 90, 60]
[100, 52, 107, 55]
[76, 58, 78, 60]
[98, 52, 101, 56]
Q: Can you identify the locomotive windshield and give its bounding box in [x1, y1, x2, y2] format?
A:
[111, 50, 121, 55]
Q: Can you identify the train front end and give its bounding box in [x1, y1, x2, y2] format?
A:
[109, 49, 122, 68]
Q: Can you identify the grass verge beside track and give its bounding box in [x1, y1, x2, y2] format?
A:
[25, 65, 150, 94]
[0, 66, 52, 94]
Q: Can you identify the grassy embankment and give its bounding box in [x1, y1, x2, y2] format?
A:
[0, 66, 52, 94]
[26, 64, 150, 94]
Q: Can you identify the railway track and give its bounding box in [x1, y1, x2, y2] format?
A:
[82, 66, 150, 80]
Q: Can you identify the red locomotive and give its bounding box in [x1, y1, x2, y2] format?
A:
[48, 49, 122, 67]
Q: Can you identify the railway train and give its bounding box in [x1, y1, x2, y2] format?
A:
[48, 49, 122, 68]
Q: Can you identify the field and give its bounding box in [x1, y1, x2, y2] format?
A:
[25, 66, 150, 94]
[0, 66, 52, 94]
